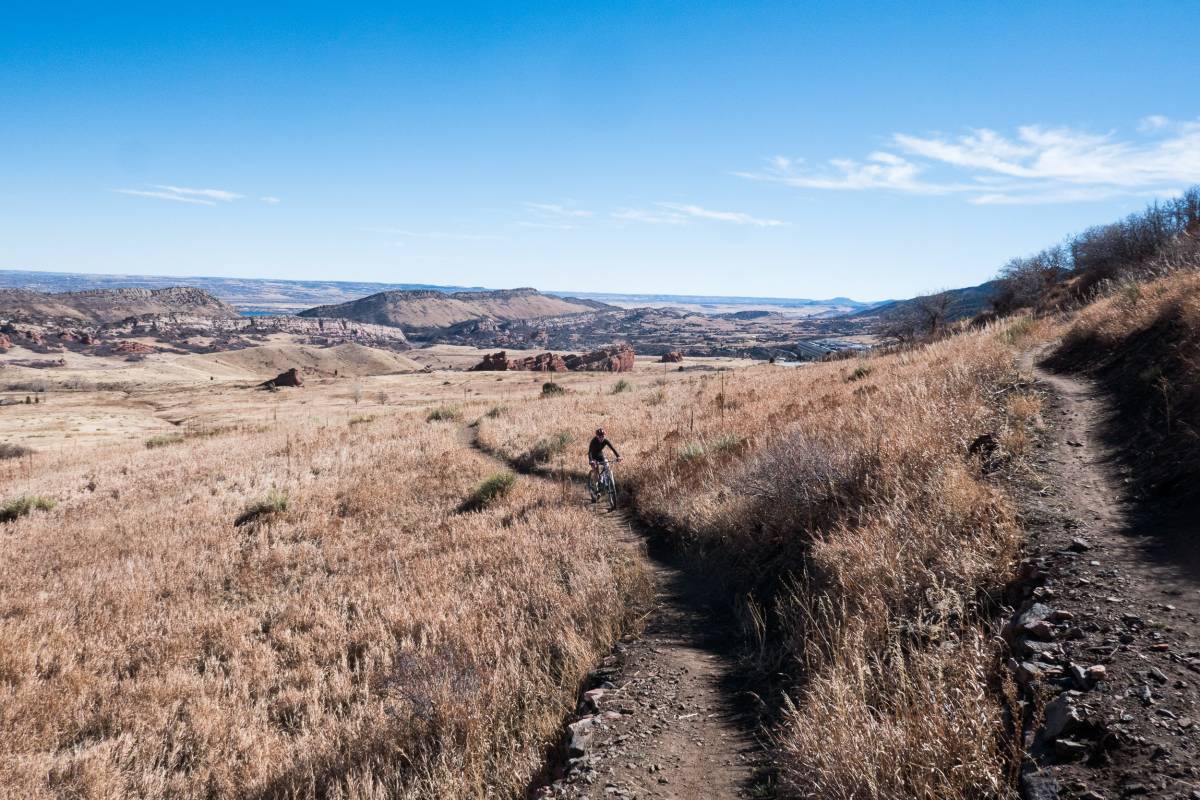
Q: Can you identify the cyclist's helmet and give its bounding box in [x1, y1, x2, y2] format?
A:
[596, 428, 606, 437]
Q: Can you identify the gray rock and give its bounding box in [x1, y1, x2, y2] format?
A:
[568, 717, 602, 757]
[1020, 769, 1059, 800]
[1053, 738, 1088, 760]
[1044, 693, 1085, 739]
[1017, 603, 1054, 631]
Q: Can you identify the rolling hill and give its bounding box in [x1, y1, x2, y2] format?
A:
[297, 287, 607, 332]
[842, 280, 1000, 325]
[179, 342, 423, 379]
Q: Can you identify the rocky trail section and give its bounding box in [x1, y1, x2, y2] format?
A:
[464, 428, 767, 799]
[1010, 347, 1200, 800]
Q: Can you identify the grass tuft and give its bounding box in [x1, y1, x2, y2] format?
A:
[459, 471, 516, 512]
[234, 489, 289, 527]
[525, 430, 572, 465]
[0, 495, 55, 523]
[425, 405, 461, 422]
[145, 433, 185, 449]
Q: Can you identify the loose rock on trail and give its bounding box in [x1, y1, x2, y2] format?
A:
[1010, 347, 1200, 800]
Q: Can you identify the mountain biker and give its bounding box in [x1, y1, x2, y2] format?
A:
[587, 427, 621, 501]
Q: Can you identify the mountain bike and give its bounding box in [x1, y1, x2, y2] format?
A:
[588, 457, 620, 510]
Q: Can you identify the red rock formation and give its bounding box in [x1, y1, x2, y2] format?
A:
[114, 341, 156, 354]
[660, 351, 684, 363]
[516, 352, 568, 372]
[472, 345, 633, 373]
[0, 334, 11, 352]
[564, 344, 635, 372]
[57, 330, 99, 346]
[471, 351, 517, 371]
[471, 351, 568, 371]
[262, 368, 303, 388]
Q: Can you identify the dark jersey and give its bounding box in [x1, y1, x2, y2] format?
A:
[588, 436, 619, 462]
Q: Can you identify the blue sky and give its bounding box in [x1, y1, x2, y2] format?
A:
[2, 1, 1198, 301]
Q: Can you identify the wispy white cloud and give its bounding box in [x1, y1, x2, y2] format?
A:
[524, 202, 594, 218]
[612, 203, 787, 227]
[657, 202, 787, 227]
[116, 184, 249, 206]
[260, 196, 281, 205]
[154, 185, 243, 202]
[741, 117, 1200, 204]
[611, 207, 689, 225]
[115, 189, 217, 206]
[368, 227, 504, 241]
[515, 221, 580, 230]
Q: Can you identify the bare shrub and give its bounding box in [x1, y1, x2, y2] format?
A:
[0, 443, 33, 460]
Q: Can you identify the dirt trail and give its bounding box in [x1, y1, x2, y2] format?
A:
[463, 427, 765, 799]
[1015, 347, 1200, 798]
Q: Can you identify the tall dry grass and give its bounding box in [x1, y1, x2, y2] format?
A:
[1053, 268, 1200, 499]
[0, 410, 647, 798]
[478, 326, 1037, 798]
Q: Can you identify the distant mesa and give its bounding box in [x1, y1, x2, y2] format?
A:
[660, 351, 684, 363]
[472, 344, 635, 373]
[0, 286, 239, 325]
[297, 287, 605, 333]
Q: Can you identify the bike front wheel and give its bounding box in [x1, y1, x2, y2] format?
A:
[605, 473, 618, 510]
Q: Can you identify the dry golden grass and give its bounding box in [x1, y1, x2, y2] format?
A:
[0, 409, 647, 798]
[1050, 268, 1200, 500]
[478, 325, 1035, 798]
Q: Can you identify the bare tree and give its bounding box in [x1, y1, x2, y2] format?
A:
[915, 291, 954, 335]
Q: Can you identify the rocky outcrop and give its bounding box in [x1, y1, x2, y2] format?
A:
[57, 329, 98, 346]
[0, 334, 11, 352]
[113, 341, 156, 354]
[471, 351, 569, 372]
[472, 351, 516, 371]
[472, 345, 634, 373]
[520, 352, 569, 372]
[660, 351, 684, 363]
[564, 345, 635, 372]
[262, 368, 303, 388]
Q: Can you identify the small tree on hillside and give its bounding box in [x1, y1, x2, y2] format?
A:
[915, 291, 954, 335]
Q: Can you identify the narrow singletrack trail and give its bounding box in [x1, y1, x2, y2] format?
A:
[1016, 347, 1200, 798]
[462, 426, 766, 799]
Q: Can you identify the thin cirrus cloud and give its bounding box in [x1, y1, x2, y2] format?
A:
[739, 116, 1200, 204]
[365, 227, 504, 244]
[613, 203, 787, 227]
[115, 185, 280, 206]
[523, 202, 594, 218]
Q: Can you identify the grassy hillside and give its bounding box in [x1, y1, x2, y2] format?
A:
[1049, 268, 1200, 501]
[0, 412, 647, 798]
[478, 323, 1039, 797]
[185, 342, 424, 379]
